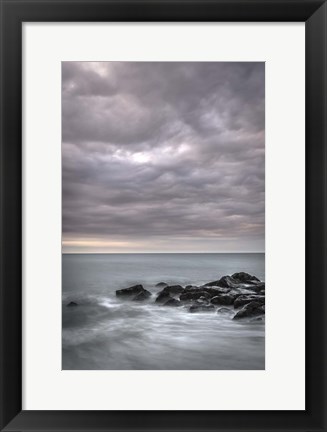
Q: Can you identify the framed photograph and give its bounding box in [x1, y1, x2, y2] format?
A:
[0, 0, 326, 431]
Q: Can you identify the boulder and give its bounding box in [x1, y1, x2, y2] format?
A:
[161, 285, 185, 295]
[155, 282, 168, 288]
[163, 298, 181, 307]
[67, 301, 78, 307]
[211, 294, 236, 306]
[231, 272, 260, 284]
[205, 273, 261, 289]
[155, 291, 172, 304]
[180, 290, 211, 302]
[202, 287, 231, 296]
[248, 282, 265, 293]
[133, 290, 152, 301]
[233, 301, 264, 320]
[234, 294, 265, 309]
[184, 285, 199, 291]
[116, 284, 144, 297]
[189, 304, 215, 313]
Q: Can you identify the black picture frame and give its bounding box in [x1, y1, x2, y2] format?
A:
[0, 0, 326, 431]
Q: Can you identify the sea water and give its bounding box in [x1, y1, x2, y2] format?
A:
[62, 253, 265, 370]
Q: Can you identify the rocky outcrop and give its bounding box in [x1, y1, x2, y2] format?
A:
[231, 272, 260, 284]
[160, 285, 184, 295]
[67, 301, 78, 307]
[180, 290, 211, 302]
[116, 284, 145, 297]
[155, 282, 168, 288]
[133, 290, 152, 301]
[233, 301, 265, 320]
[211, 294, 236, 306]
[113, 272, 265, 322]
[155, 291, 172, 304]
[189, 304, 215, 313]
[234, 294, 265, 309]
[163, 298, 181, 307]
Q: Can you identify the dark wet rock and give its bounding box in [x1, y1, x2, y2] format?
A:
[205, 273, 262, 290]
[67, 301, 78, 307]
[231, 272, 260, 284]
[161, 285, 184, 295]
[248, 282, 265, 293]
[189, 304, 215, 313]
[217, 307, 232, 314]
[204, 275, 238, 288]
[211, 294, 236, 306]
[203, 287, 231, 296]
[229, 287, 255, 297]
[234, 294, 265, 309]
[155, 282, 168, 288]
[133, 290, 152, 301]
[116, 284, 145, 297]
[184, 285, 199, 291]
[196, 296, 210, 304]
[180, 290, 211, 302]
[252, 316, 264, 322]
[233, 301, 264, 320]
[155, 291, 172, 304]
[163, 298, 181, 307]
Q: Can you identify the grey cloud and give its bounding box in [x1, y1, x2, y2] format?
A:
[62, 62, 264, 252]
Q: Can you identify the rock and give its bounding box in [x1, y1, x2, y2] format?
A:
[180, 290, 211, 302]
[116, 284, 144, 297]
[217, 307, 232, 314]
[161, 285, 185, 295]
[155, 282, 168, 288]
[211, 294, 236, 306]
[203, 287, 231, 296]
[133, 290, 152, 301]
[163, 298, 181, 307]
[248, 282, 265, 293]
[234, 294, 265, 309]
[205, 273, 261, 289]
[189, 304, 215, 313]
[204, 276, 237, 288]
[155, 291, 172, 304]
[233, 301, 264, 320]
[231, 272, 260, 284]
[252, 316, 264, 322]
[67, 301, 78, 307]
[259, 289, 265, 295]
[184, 285, 199, 291]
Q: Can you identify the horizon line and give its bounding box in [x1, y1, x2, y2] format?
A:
[62, 251, 265, 255]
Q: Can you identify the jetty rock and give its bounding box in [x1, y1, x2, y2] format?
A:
[163, 298, 181, 307]
[133, 290, 152, 301]
[116, 284, 145, 298]
[155, 282, 168, 288]
[155, 291, 172, 304]
[234, 294, 265, 309]
[204, 273, 263, 290]
[189, 304, 215, 313]
[160, 285, 185, 295]
[233, 301, 265, 320]
[67, 301, 78, 307]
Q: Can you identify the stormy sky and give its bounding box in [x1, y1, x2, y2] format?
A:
[62, 62, 264, 253]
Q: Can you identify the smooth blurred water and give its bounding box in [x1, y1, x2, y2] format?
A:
[62, 253, 265, 370]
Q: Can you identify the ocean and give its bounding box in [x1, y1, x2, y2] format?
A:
[62, 253, 265, 370]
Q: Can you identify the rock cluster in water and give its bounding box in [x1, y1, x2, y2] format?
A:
[113, 272, 265, 321]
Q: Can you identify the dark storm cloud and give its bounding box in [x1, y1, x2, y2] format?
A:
[62, 62, 264, 252]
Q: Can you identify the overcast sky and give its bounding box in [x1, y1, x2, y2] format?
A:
[62, 62, 264, 253]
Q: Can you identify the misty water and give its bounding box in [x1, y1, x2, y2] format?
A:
[62, 253, 265, 370]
